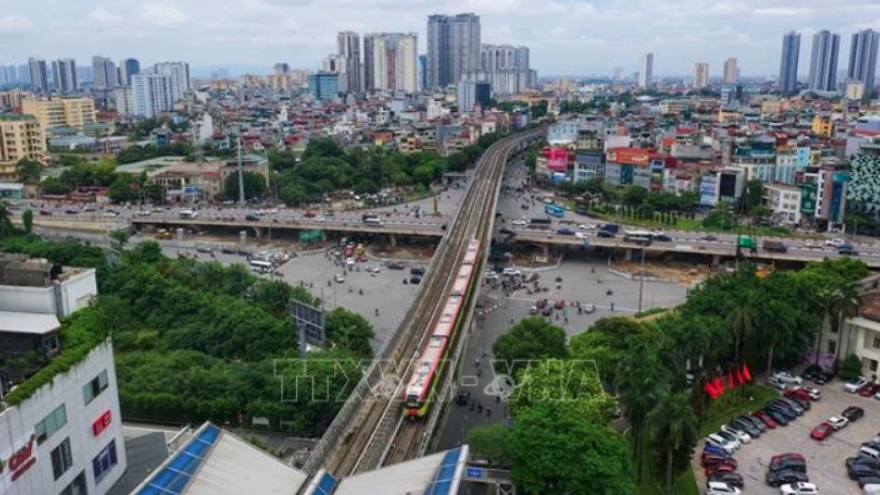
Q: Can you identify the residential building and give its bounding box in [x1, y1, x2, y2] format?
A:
[119, 58, 140, 86]
[51, 59, 77, 93]
[0, 113, 47, 180]
[604, 148, 669, 189]
[0, 89, 33, 110]
[114, 87, 133, 116]
[846, 146, 880, 215]
[847, 29, 879, 97]
[456, 80, 490, 114]
[639, 53, 653, 88]
[723, 58, 738, 84]
[418, 54, 428, 91]
[779, 31, 801, 94]
[27, 58, 49, 92]
[460, 44, 533, 95]
[824, 274, 880, 374]
[307, 72, 339, 100]
[337, 31, 362, 93]
[132, 73, 172, 118]
[847, 81, 866, 100]
[322, 54, 348, 88]
[693, 62, 709, 89]
[762, 182, 802, 224]
[731, 136, 776, 182]
[364, 33, 418, 92]
[699, 167, 745, 206]
[21, 97, 97, 135]
[0, 255, 122, 495]
[426, 13, 481, 88]
[808, 30, 840, 92]
[801, 161, 849, 228]
[154, 62, 191, 102]
[91, 56, 118, 89]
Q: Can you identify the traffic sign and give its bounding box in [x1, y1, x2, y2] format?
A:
[466, 467, 484, 478]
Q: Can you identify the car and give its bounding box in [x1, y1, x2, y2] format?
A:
[103, 211, 119, 217]
[702, 234, 719, 241]
[365, 265, 380, 274]
[715, 429, 744, 448]
[767, 376, 789, 390]
[541, 307, 553, 316]
[455, 391, 469, 405]
[843, 405, 865, 422]
[845, 377, 869, 393]
[64, 208, 79, 214]
[511, 220, 528, 226]
[706, 481, 741, 495]
[738, 414, 767, 432]
[409, 276, 422, 284]
[763, 407, 790, 425]
[502, 268, 521, 276]
[245, 214, 260, 221]
[653, 234, 673, 242]
[410, 267, 426, 276]
[556, 228, 575, 236]
[860, 476, 880, 489]
[702, 453, 737, 468]
[703, 444, 733, 458]
[334, 274, 345, 283]
[553, 299, 565, 309]
[774, 371, 803, 385]
[578, 223, 596, 230]
[784, 395, 811, 411]
[825, 237, 848, 247]
[766, 402, 797, 420]
[731, 417, 762, 436]
[705, 463, 737, 477]
[848, 456, 880, 471]
[810, 422, 834, 440]
[769, 454, 806, 473]
[387, 261, 405, 270]
[849, 464, 880, 481]
[773, 398, 804, 415]
[707, 472, 744, 489]
[706, 434, 737, 454]
[221, 246, 236, 254]
[766, 470, 809, 487]
[860, 384, 880, 397]
[785, 388, 812, 402]
[536, 298, 549, 309]
[827, 416, 848, 430]
[721, 423, 754, 442]
[799, 386, 822, 400]
[838, 245, 860, 256]
[596, 230, 615, 238]
[752, 410, 778, 428]
[196, 245, 213, 253]
[780, 482, 819, 495]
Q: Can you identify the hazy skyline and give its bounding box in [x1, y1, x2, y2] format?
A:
[2, 0, 880, 77]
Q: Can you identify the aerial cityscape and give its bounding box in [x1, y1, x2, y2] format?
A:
[3, 4, 880, 495]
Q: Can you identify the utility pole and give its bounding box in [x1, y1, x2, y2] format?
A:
[237, 136, 245, 206]
[637, 248, 646, 313]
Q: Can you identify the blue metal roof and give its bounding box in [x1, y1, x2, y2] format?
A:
[423, 448, 463, 495]
[133, 424, 222, 495]
[315, 472, 337, 495]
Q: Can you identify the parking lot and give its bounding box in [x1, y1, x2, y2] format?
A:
[697, 378, 880, 494]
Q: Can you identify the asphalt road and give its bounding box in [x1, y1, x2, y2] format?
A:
[435, 258, 690, 452]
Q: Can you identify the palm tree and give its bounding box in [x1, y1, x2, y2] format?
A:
[650, 391, 698, 488]
[728, 303, 757, 367]
[616, 341, 665, 483]
[828, 283, 863, 362]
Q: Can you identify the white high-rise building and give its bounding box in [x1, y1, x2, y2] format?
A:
[114, 87, 133, 115]
[723, 58, 738, 84]
[132, 73, 172, 118]
[639, 53, 653, 88]
[694, 62, 709, 88]
[364, 33, 418, 92]
[426, 13, 481, 88]
[154, 62, 191, 102]
[28, 58, 49, 92]
[337, 31, 362, 93]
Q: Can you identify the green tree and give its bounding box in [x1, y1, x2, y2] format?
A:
[303, 137, 344, 160]
[223, 171, 267, 201]
[508, 402, 634, 495]
[839, 353, 863, 380]
[324, 308, 375, 359]
[41, 176, 70, 195]
[16, 158, 42, 184]
[650, 391, 698, 488]
[0, 202, 12, 238]
[827, 282, 862, 362]
[729, 302, 758, 367]
[622, 185, 648, 207]
[492, 317, 568, 376]
[21, 209, 33, 234]
[108, 230, 130, 255]
[740, 179, 764, 214]
[510, 359, 614, 419]
[108, 174, 140, 203]
[465, 423, 510, 466]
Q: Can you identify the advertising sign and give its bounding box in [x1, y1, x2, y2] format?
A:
[93, 410, 112, 437]
[0, 430, 38, 492]
[546, 148, 567, 172]
[606, 148, 651, 167]
[800, 183, 817, 215]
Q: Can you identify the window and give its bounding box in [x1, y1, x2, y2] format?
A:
[92, 440, 118, 485]
[873, 336, 880, 349]
[827, 340, 837, 355]
[871, 360, 879, 373]
[35, 404, 67, 444]
[58, 471, 87, 495]
[51, 438, 74, 480]
[82, 370, 109, 405]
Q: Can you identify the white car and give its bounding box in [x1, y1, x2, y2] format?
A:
[720, 424, 752, 444]
[780, 482, 819, 495]
[827, 415, 848, 430]
[574, 231, 586, 238]
[796, 386, 821, 400]
[578, 224, 597, 230]
[366, 266, 380, 274]
[706, 434, 737, 454]
[767, 376, 788, 390]
[502, 268, 521, 276]
[845, 377, 869, 393]
[773, 371, 803, 385]
[511, 220, 528, 226]
[334, 274, 345, 283]
[706, 481, 741, 495]
[714, 430, 742, 449]
[825, 237, 848, 248]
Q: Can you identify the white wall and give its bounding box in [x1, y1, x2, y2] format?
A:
[0, 340, 126, 495]
[0, 269, 96, 317]
[58, 270, 97, 317]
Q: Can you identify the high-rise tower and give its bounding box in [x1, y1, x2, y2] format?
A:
[779, 31, 801, 94]
[638, 53, 653, 88]
[808, 30, 840, 92]
[426, 13, 481, 88]
[848, 29, 879, 97]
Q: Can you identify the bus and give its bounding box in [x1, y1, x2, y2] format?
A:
[249, 260, 273, 272]
[544, 204, 565, 219]
[623, 230, 653, 245]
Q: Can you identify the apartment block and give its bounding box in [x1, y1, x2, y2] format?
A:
[0, 113, 47, 180]
[21, 97, 97, 135]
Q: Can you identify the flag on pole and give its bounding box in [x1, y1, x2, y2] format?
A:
[742, 364, 752, 382]
[735, 368, 744, 386]
[728, 372, 735, 390]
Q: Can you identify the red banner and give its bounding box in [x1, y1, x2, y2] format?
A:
[742, 364, 752, 382]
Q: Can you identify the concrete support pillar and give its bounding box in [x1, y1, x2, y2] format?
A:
[712, 254, 721, 267]
[542, 243, 549, 258]
[321, 230, 328, 242]
[389, 233, 397, 248]
[252, 227, 262, 238]
[624, 248, 632, 261]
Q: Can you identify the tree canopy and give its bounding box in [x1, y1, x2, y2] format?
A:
[492, 317, 568, 376]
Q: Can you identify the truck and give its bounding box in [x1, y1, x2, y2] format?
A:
[529, 218, 552, 229]
[737, 235, 758, 253]
[763, 240, 788, 253]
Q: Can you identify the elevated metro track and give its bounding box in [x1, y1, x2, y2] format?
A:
[305, 129, 545, 477]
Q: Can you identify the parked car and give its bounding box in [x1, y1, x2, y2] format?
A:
[705, 463, 737, 477]
[861, 384, 880, 398]
[825, 237, 848, 247]
[766, 470, 809, 487]
[766, 401, 798, 420]
[702, 454, 737, 469]
[843, 405, 866, 422]
[707, 472, 744, 489]
[848, 463, 880, 481]
[774, 371, 803, 385]
[780, 482, 819, 495]
[799, 386, 822, 400]
[722, 422, 756, 441]
[763, 406, 792, 425]
[703, 444, 732, 458]
[387, 261, 406, 270]
[785, 388, 812, 402]
[706, 434, 737, 454]
[847, 456, 880, 471]
[827, 416, 849, 430]
[767, 376, 788, 390]
[738, 414, 767, 432]
[773, 398, 804, 415]
[409, 276, 422, 284]
[784, 395, 811, 411]
[410, 267, 426, 276]
[769, 454, 806, 472]
[706, 481, 741, 495]
[845, 377, 870, 393]
[810, 422, 834, 441]
[752, 410, 779, 428]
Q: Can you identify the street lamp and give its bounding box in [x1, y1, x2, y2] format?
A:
[637, 247, 646, 313]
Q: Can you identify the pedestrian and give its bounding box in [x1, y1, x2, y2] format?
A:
[610, 302, 615, 311]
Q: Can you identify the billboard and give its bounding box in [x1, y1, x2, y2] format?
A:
[546, 148, 568, 172]
[801, 183, 817, 215]
[606, 148, 651, 166]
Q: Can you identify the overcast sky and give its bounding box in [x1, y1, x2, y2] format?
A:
[2, 0, 880, 77]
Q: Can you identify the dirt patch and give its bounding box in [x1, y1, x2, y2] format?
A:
[614, 260, 710, 285]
